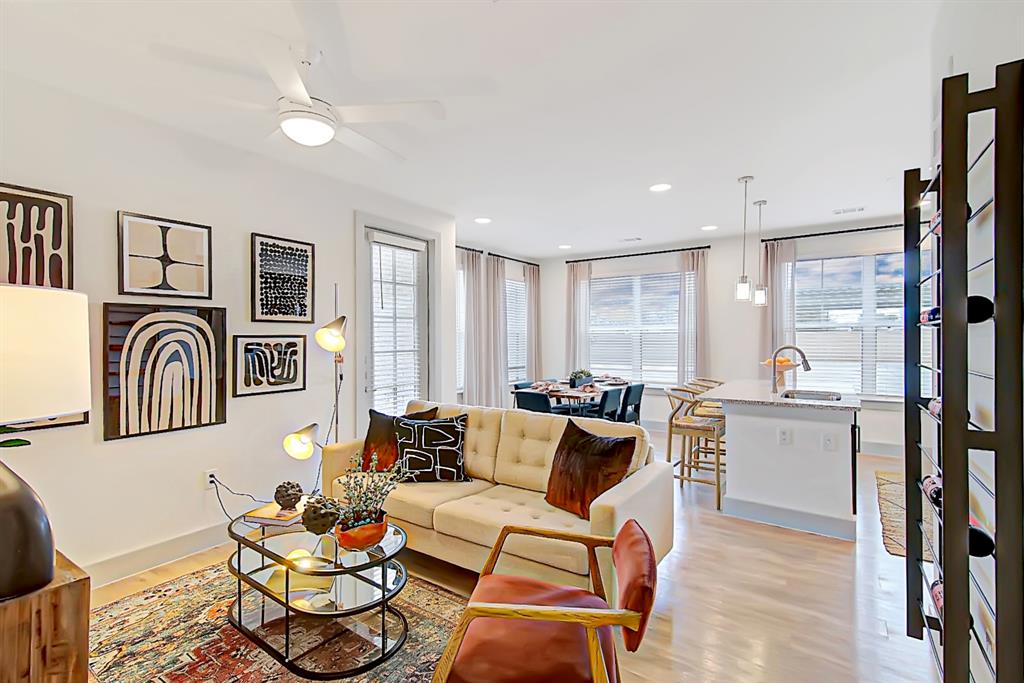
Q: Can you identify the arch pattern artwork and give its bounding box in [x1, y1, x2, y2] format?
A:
[231, 335, 307, 397]
[104, 303, 226, 440]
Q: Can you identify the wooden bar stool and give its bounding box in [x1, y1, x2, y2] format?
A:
[665, 387, 726, 510]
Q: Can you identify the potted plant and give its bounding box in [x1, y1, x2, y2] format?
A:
[301, 453, 407, 551]
[569, 368, 593, 388]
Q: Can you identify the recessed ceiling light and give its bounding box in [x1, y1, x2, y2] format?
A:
[700, 225, 719, 231]
[474, 217, 492, 224]
[558, 244, 572, 250]
[649, 183, 672, 193]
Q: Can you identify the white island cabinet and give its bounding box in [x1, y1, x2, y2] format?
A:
[699, 380, 861, 541]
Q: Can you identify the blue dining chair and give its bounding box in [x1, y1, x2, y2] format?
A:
[583, 387, 623, 421]
[514, 390, 553, 413]
[617, 383, 645, 423]
[512, 381, 533, 390]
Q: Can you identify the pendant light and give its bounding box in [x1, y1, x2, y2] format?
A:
[735, 176, 754, 301]
[752, 199, 768, 307]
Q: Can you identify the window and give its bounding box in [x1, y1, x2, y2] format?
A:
[793, 251, 931, 397]
[588, 271, 683, 385]
[369, 234, 428, 415]
[505, 278, 527, 383]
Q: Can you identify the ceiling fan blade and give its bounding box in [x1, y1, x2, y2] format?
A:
[291, 0, 354, 79]
[333, 127, 404, 163]
[255, 36, 312, 106]
[149, 43, 266, 81]
[334, 101, 445, 124]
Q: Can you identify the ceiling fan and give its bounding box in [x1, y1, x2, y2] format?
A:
[152, 0, 456, 161]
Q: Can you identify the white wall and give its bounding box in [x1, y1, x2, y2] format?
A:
[539, 229, 906, 451]
[0, 74, 456, 583]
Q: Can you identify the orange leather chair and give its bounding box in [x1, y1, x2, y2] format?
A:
[432, 519, 657, 683]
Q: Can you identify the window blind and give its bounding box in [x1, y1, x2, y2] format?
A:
[370, 237, 428, 415]
[588, 271, 681, 385]
[793, 251, 931, 397]
[505, 278, 527, 383]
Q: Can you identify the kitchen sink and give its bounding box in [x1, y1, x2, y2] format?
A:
[780, 389, 842, 401]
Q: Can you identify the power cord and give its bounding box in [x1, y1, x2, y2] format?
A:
[210, 474, 270, 521]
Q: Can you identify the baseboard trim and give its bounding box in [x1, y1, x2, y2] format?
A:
[85, 522, 227, 589]
[861, 441, 903, 457]
[722, 497, 856, 541]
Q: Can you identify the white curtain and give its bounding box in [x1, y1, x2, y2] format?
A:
[759, 240, 797, 379]
[679, 248, 710, 382]
[477, 254, 508, 407]
[524, 263, 542, 380]
[565, 261, 591, 373]
[460, 249, 489, 405]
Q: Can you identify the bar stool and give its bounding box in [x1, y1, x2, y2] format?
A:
[665, 387, 726, 510]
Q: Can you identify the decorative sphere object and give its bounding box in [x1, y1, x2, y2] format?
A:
[302, 499, 340, 535]
[275, 481, 304, 510]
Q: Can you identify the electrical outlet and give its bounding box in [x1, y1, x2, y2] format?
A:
[777, 427, 793, 446]
[204, 469, 218, 490]
[822, 433, 837, 451]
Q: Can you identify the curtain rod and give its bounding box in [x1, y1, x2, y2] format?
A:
[489, 252, 540, 268]
[760, 222, 910, 243]
[456, 244, 483, 253]
[565, 244, 711, 264]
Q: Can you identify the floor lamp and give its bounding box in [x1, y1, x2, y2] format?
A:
[0, 285, 91, 599]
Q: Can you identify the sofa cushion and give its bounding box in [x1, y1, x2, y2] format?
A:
[433, 485, 591, 575]
[362, 406, 439, 471]
[493, 409, 650, 493]
[545, 419, 635, 520]
[395, 414, 470, 482]
[406, 401, 503, 482]
[382, 480, 494, 529]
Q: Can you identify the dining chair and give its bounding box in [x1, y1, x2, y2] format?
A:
[617, 383, 644, 424]
[665, 387, 726, 510]
[514, 390, 553, 413]
[584, 387, 623, 421]
[512, 380, 534, 390]
[431, 519, 657, 683]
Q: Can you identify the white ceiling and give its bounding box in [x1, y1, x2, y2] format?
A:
[1, 1, 935, 258]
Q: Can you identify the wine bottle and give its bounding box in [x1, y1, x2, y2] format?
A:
[969, 525, 995, 558]
[922, 475, 942, 508]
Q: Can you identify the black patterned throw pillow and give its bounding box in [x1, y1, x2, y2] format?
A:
[394, 414, 470, 483]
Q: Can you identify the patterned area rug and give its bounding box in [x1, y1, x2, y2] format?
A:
[89, 562, 466, 682]
[876, 470, 935, 562]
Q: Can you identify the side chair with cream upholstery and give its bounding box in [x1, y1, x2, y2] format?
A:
[431, 519, 657, 683]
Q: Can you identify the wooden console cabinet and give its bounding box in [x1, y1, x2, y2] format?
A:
[0, 552, 90, 683]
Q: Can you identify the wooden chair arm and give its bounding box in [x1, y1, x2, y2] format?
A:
[431, 601, 639, 683]
[481, 525, 615, 600]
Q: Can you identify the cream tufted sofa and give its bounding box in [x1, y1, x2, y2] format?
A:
[322, 401, 674, 591]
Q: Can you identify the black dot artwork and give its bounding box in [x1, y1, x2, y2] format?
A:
[258, 240, 310, 318]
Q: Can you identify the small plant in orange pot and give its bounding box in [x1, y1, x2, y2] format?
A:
[332, 452, 408, 551]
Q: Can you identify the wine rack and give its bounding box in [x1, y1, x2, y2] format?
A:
[903, 59, 1023, 683]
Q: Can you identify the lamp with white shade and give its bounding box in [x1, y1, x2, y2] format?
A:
[0, 284, 91, 599]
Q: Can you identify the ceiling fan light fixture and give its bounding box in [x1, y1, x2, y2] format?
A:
[278, 98, 337, 147]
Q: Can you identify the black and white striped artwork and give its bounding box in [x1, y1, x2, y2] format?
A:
[104, 303, 226, 440]
[1, 182, 73, 288]
[232, 335, 307, 397]
[251, 233, 314, 323]
[2, 182, 87, 432]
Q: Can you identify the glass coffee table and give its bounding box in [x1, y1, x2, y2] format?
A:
[227, 516, 408, 680]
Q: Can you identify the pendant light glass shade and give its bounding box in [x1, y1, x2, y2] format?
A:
[735, 275, 752, 301]
[752, 285, 768, 306]
[752, 199, 768, 306]
[735, 176, 754, 301]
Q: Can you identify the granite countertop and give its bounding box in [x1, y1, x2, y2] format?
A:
[699, 380, 861, 412]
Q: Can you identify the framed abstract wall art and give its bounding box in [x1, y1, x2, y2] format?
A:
[2, 182, 87, 431]
[118, 211, 212, 299]
[232, 335, 307, 397]
[103, 303, 227, 441]
[251, 233, 314, 323]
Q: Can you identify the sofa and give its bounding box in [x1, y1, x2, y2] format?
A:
[321, 401, 674, 593]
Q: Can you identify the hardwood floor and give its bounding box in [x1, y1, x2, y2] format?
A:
[92, 452, 935, 683]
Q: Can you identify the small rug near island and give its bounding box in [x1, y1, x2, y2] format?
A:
[876, 470, 935, 562]
[89, 562, 466, 682]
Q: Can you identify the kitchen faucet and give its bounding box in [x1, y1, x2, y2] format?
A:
[771, 345, 811, 394]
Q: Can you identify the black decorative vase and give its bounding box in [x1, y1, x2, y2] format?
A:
[0, 460, 54, 600]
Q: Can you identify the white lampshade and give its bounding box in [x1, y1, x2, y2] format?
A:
[283, 423, 319, 460]
[735, 275, 752, 302]
[0, 285, 91, 425]
[752, 284, 768, 307]
[314, 315, 348, 353]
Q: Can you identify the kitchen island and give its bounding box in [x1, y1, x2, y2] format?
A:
[699, 380, 861, 541]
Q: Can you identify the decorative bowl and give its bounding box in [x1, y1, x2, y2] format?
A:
[334, 513, 388, 551]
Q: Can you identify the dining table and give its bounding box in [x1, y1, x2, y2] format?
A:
[514, 378, 630, 416]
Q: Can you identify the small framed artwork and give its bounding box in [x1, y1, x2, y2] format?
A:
[103, 302, 227, 441]
[2, 182, 87, 431]
[232, 335, 307, 397]
[118, 211, 212, 299]
[251, 233, 315, 323]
